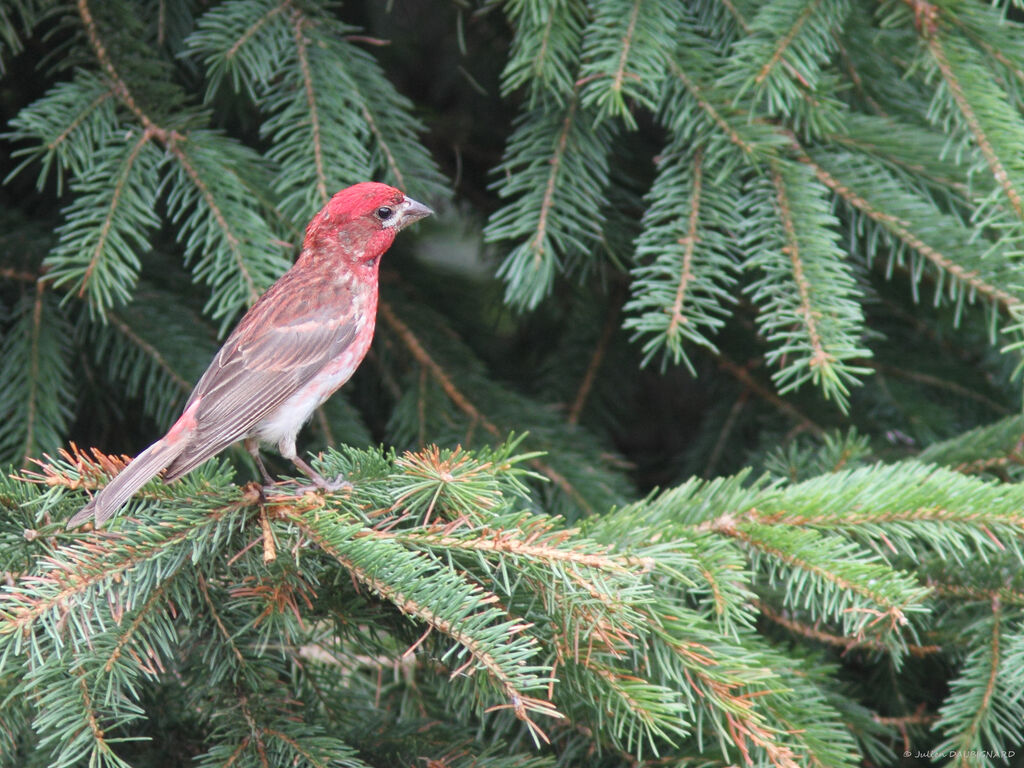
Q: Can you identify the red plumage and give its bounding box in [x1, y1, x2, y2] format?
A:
[68, 182, 432, 528]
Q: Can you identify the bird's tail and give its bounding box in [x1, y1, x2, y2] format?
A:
[66, 438, 186, 528]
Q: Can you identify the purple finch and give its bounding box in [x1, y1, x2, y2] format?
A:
[68, 182, 432, 528]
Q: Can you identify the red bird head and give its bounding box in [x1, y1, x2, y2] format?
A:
[302, 182, 433, 267]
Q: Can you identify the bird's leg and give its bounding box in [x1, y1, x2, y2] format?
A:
[245, 437, 276, 487]
[278, 436, 352, 493]
[289, 453, 352, 492]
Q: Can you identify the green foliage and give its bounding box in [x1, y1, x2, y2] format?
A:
[8, 446, 1024, 765]
[0, 290, 74, 465]
[5, 0, 1024, 767]
[577, 0, 683, 125]
[624, 140, 742, 372]
[485, 95, 615, 310]
[46, 136, 164, 314]
[742, 161, 872, 409]
[500, 0, 587, 103]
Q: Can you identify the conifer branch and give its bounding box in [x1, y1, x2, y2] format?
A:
[873, 711, 939, 727]
[290, 8, 327, 205]
[956, 597, 1001, 762]
[798, 151, 1024, 312]
[930, 583, 1024, 605]
[669, 61, 755, 155]
[770, 163, 834, 375]
[0, 266, 37, 282]
[865, 361, 1010, 416]
[609, 0, 642, 98]
[501, 0, 587, 101]
[76, 0, 152, 131]
[532, 99, 576, 272]
[198, 573, 246, 665]
[0, 502, 239, 638]
[77, 0, 265, 310]
[823, 129, 967, 194]
[754, 0, 823, 87]
[954, 24, 1024, 89]
[102, 579, 172, 674]
[718, 0, 750, 30]
[165, 141, 260, 306]
[288, 512, 562, 739]
[667, 150, 703, 343]
[0, 288, 74, 465]
[704, 390, 750, 479]
[239, 696, 271, 768]
[836, 42, 887, 117]
[226, 0, 289, 60]
[935, 595, 1005, 766]
[73, 666, 106, 746]
[222, 739, 249, 767]
[710, 519, 911, 627]
[46, 86, 116, 155]
[535, 14, 557, 84]
[372, 527, 635, 573]
[952, 455, 1024, 476]
[380, 301, 496, 435]
[917, 11, 1024, 219]
[8, 2, 1024, 763]
[360, 102, 405, 191]
[664, 631, 802, 768]
[713, 0, 823, 101]
[745, 496, 1024, 528]
[263, 728, 330, 768]
[78, 130, 153, 297]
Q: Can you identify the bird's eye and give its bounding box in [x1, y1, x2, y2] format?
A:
[376, 206, 394, 221]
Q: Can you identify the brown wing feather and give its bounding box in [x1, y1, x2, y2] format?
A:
[162, 274, 359, 481]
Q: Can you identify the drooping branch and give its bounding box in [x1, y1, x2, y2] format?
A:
[290, 7, 327, 205]
[610, 0, 642, 97]
[79, 130, 153, 296]
[76, 0, 261, 305]
[770, 163, 834, 373]
[666, 149, 704, 342]
[531, 97, 577, 270]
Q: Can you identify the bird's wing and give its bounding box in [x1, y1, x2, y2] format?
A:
[163, 277, 360, 479]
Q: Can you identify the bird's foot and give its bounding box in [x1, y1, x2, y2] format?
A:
[259, 476, 351, 497]
[319, 473, 353, 492]
[299, 472, 352, 494]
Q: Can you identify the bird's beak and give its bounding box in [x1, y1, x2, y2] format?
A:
[396, 195, 433, 230]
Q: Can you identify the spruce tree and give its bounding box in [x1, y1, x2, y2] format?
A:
[3, 1, 1024, 766]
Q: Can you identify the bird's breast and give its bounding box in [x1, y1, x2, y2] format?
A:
[253, 292, 378, 445]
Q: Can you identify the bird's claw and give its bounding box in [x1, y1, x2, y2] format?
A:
[315, 474, 353, 493]
[262, 474, 351, 497]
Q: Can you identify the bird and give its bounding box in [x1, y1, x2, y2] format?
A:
[67, 182, 432, 528]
